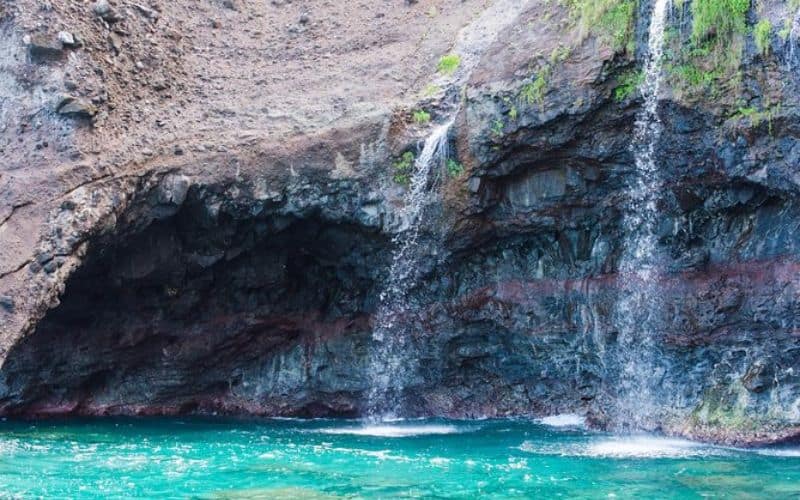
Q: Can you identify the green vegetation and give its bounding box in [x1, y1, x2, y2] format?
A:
[671, 63, 722, 89]
[549, 45, 572, 65]
[664, 0, 754, 99]
[730, 101, 781, 134]
[392, 151, 415, 185]
[446, 159, 464, 177]
[690, 0, 749, 46]
[754, 19, 772, 56]
[613, 69, 644, 101]
[519, 66, 551, 110]
[689, 387, 764, 432]
[412, 109, 431, 124]
[422, 84, 441, 98]
[437, 54, 461, 76]
[501, 96, 519, 120]
[564, 0, 638, 53]
[779, 19, 793, 41]
[732, 105, 757, 119]
[490, 119, 504, 137]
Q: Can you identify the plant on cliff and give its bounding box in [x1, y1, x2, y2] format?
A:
[664, 0, 752, 99]
[688, 0, 750, 74]
[490, 119, 504, 137]
[437, 54, 461, 75]
[412, 109, 431, 124]
[613, 69, 644, 101]
[753, 19, 772, 56]
[690, 0, 750, 46]
[422, 84, 441, 97]
[565, 0, 638, 53]
[446, 159, 464, 177]
[730, 100, 781, 134]
[519, 65, 550, 110]
[392, 151, 415, 185]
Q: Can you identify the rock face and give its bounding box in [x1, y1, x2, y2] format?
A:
[1, 0, 799, 446]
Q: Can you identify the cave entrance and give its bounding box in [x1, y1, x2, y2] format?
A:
[0, 191, 389, 417]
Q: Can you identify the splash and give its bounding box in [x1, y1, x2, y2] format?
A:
[315, 423, 466, 438]
[519, 435, 730, 459]
[612, 0, 672, 430]
[537, 414, 587, 428]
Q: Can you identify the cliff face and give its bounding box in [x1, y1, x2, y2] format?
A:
[1, 0, 799, 446]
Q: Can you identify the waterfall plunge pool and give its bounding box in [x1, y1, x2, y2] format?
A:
[0, 417, 798, 497]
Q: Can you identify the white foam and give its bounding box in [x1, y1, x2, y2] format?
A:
[585, 436, 708, 458]
[754, 448, 800, 458]
[315, 424, 465, 438]
[537, 414, 586, 428]
[520, 435, 729, 459]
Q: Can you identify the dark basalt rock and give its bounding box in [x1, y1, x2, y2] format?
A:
[56, 96, 98, 118]
[2, 0, 800, 447]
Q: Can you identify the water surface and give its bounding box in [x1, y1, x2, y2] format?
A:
[0, 417, 798, 498]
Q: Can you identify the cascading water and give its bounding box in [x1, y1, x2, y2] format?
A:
[365, 0, 534, 420]
[612, 0, 672, 430]
[788, 10, 800, 71]
[366, 120, 453, 419]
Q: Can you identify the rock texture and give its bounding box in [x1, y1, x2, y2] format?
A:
[1, 0, 799, 446]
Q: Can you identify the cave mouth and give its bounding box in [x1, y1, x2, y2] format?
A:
[0, 193, 391, 417]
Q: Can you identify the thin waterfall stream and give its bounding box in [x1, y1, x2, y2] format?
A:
[788, 9, 800, 71]
[366, 120, 453, 419]
[613, 0, 672, 430]
[364, 0, 534, 420]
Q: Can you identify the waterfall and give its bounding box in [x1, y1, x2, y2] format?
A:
[613, 0, 672, 430]
[363, 0, 533, 421]
[366, 119, 453, 419]
[788, 10, 800, 71]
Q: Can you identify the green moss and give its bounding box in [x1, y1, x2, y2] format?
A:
[613, 69, 644, 101]
[412, 109, 431, 125]
[689, 388, 759, 432]
[437, 54, 461, 76]
[753, 19, 772, 56]
[446, 158, 464, 177]
[392, 151, 415, 185]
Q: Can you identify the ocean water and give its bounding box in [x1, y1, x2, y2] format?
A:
[0, 417, 798, 498]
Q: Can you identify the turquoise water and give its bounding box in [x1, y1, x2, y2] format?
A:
[0, 417, 799, 498]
